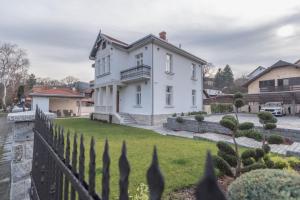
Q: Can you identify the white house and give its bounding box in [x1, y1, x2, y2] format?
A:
[89, 31, 207, 125]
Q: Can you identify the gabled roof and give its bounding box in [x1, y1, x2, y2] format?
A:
[244, 60, 300, 87]
[246, 66, 266, 78]
[89, 31, 207, 64]
[29, 87, 84, 98]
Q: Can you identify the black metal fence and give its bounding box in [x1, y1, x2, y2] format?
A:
[31, 108, 226, 200]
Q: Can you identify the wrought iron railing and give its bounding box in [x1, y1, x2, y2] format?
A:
[120, 65, 151, 81]
[31, 108, 226, 200]
[260, 85, 300, 92]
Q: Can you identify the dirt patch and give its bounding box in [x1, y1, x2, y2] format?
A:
[166, 176, 234, 199]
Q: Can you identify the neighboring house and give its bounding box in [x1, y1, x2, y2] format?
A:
[246, 66, 266, 80]
[244, 60, 300, 94]
[89, 31, 207, 125]
[29, 86, 84, 117]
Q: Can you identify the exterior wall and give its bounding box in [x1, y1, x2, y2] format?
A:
[31, 97, 49, 112]
[248, 66, 300, 94]
[49, 98, 80, 116]
[152, 43, 203, 115]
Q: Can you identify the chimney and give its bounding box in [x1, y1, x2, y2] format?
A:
[159, 31, 167, 40]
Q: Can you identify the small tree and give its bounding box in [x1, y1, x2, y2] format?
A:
[257, 112, 277, 144]
[195, 114, 204, 133]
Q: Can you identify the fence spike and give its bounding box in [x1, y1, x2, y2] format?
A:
[54, 125, 58, 152]
[79, 134, 85, 183]
[102, 139, 110, 200]
[89, 136, 96, 196]
[147, 146, 164, 200]
[195, 151, 227, 200]
[64, 130, 71, 200]
[119, 141, 130, 200]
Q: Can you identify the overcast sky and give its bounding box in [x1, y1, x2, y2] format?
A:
[1, 0, 300, 81]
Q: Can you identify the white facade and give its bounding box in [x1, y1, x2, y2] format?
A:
[90, 33, 206, 125]
[32, 97, 49, 112]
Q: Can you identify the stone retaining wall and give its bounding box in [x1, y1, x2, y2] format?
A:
[166, 117, 300, 142]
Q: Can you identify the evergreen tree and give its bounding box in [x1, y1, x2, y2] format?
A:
[27, 74, 36, 89]
[223, 65, 234, 87]
[214, 68, 224, 89]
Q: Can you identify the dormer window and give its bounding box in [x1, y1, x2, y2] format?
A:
[102, 41, 106, 50]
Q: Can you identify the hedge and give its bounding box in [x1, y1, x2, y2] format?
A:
[211, 103, 233, 113]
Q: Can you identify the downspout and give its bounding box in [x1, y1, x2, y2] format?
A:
[151, 41, 154, 125]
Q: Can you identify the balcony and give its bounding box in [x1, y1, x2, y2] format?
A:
[260, 85, 300, 93]
[120, 65, 151, 83]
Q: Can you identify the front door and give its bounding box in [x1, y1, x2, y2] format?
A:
[116, 90, 120, 112]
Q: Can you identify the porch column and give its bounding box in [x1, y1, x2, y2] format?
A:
[112, 84, 117, 113]
[106, 85, 110, 113]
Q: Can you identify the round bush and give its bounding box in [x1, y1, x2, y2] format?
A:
[257, 111, 275, 123]
[216, 141, 236, 156]
[222, 115, 237, 124]
[241, 162, 266, 173]
[172, 113, 177, 117]
[212, 155, 234, 177]
[242, 158, 255, 166]
[217, 150, 237, 167]
[254, 148, 265, 161]
[176, 117, 184, 123]
[194, 114, 204, 122]
[267, 135, 284, 144]
[273, 160, 288, 169]
[262, 144, 271, 153]
[238, 122, 254, 130]
[228, 169, 300, 200]
[241, 149, 256, 160]
[237, 130, 263, 141]
[233, 92, 243, 99]
[265, 123, 277, 130]
[220, 119, 236, 131]
[234, 98, 244, 108]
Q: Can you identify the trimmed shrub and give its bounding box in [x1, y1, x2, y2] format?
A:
[237, 130, 263, 141]
[180, 112, 184, 116]
[263, 156, 274, 168]
[238, 122, 254, 130]
[190, 111, 207, 115]
[172, 113, 177, 117]
[257, 111, 276, 123]
[287, 157, 300, 170]
[212, 155, 234, 177]
[241, 162, 266, 173]
[242, 158, 255, 166]
[220, 119, 236, 131]
[194, 114, 204, 122]
[233, 92, 243, 99]
[267, 135, 284, 144]
[222, 115, 237, 124]
[234, 98, 244, 108]
[265, 123, 276, 130]
[273, 160, 288, 169]
[216, 141, 236, 156]
[228, 169, 300, 200]
[262, 144, 271, 153]
[176, 117, 184, 123]
[211, 103, 233, 113]
[217, 151, 237, 167]
[254, 148, 265, 161]
[241, 149, 256, 160]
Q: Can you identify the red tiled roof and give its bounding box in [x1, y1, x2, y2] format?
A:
[29, 87, 84, 98]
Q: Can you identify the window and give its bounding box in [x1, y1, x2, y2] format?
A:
[166, 86, 173, 106]
[97, 59, 101, 76]
[135, 53, 143, 66]
[107, 55, 110, 73]
[259, 80, 275, 88]
[165, 53, 172, 73]
[191, 64, 196, 79]
[136, 85, 141, 105]
[283, 79, 289, 86]
[192, 90, 196, 106]
[102, 41, 106, 50]
[102, 57, 106, 74]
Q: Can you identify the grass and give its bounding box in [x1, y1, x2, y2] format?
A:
[55, 118, 220, 199]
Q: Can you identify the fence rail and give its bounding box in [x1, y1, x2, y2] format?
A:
[31, 108, 226, 200]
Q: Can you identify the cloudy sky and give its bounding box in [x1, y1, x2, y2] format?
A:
[1, 0, 300, 81]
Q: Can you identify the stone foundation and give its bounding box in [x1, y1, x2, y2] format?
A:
[92, 113, 121, 124]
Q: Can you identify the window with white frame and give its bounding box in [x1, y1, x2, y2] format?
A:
[135, 53, 143, 66]
[96, 59, 101, 76]
[136, 85, 141, 105]
[165, 53, 172, 73]
[107, 55, 110, 73]
[166, 86, 173, 106]
[102, 57, 106, 74]
[192, 89, 196, 106]
[191, 63, 196, 79]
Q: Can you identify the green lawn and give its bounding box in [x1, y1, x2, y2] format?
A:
[55, 118, 220, 199]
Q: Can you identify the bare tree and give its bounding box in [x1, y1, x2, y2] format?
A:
[203, 62, 215, 78]
[61, 76, 79, 86]
[0, 43, 29, 108]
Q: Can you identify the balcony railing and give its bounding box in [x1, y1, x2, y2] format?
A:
[120, 65, 151, 83]
[95, 105, 113, 113]
[260, 85, 300, 93]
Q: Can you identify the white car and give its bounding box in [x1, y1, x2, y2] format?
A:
[260, 102, 286, 116]
[12, 105, 29, 113]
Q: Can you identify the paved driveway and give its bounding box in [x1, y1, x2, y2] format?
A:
[202, 113, 300, 130]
